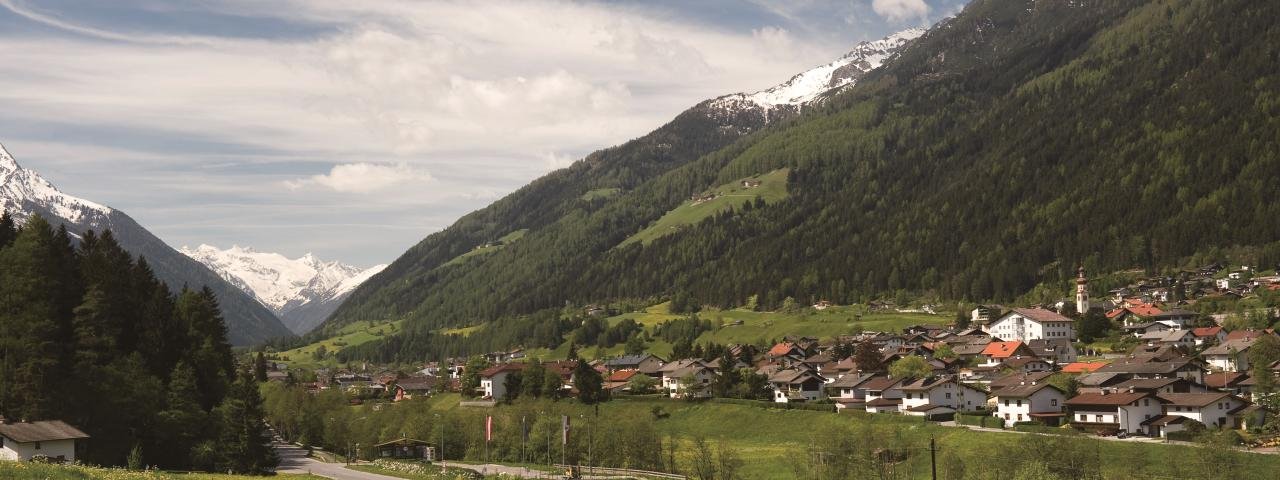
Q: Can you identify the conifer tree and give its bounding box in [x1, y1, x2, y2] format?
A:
[574, 360, 605, 404]
[0, 211, 16, 248]
[254, 352, 268, 383]
[0, 215, 69, 420]
[215, 371, 278, 474]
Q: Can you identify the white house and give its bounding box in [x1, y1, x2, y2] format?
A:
[1203, 338, 1259, 372]
[1066, 391, 1166, 435]
[992, 383, 1066, 427]
[661, 361, 715, 399]
[985, 308, 1075, 342]
[768, 369, 827, 403]
[1156, 393, 1248, 429]
[0, 420, 89, 463]
[861, 376, 907, 413]
[1027, 339, 1078, 364]
[898, 376, 987, 417]
[479, 363, 526, 400]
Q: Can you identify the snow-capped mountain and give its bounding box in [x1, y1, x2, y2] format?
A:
[0, 142, 294, 345]
[708, 28, 925, 119]
[180, 244, 386, 335]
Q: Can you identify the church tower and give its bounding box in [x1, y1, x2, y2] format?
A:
[1075, 266, 1089, 314]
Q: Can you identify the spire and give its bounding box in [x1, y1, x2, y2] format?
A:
[1075, 266, 1089, 314]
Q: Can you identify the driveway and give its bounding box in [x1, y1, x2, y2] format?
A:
[275, 442, 402, 480]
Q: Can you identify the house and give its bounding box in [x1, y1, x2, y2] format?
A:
[769, 369, 827, 403]
[1093, 357, 1206, 385]
[828, 373, 876, 412]
[988, 371, 1054, 395]
[766, 342, 809, 361]
[1140, 329, 1195, 348]
[1203, 338, 1259, 372]
[604, 370, 639, 392]
[1146, 393, 1249, 436]
[1061, 362, 1109, 374]
[0, 420, 89, 462]
[985, 308, 1075, 342]
[1000, 356, 1054, 374]
[860, 376, 907, 413]
[979, 341, 1034, 365]
[992, 382, 1067, 427]
[1110, 377, 1204, 395]
[1066, 391, 1166, 435]
[603, 354, 666, 373]
[375, 438, 434, 460]
[970, 305, 1004, 327]
[660, 360, 715, 398]
[1203, 372, 1254, 397]
[479, 363, 526, 400]
[1191, 326, 1226, 346]
[1123, 322, 1173, 338]
[1152, 309, 1198, 329]
[393, 376, 438, 402]
[899, 376, 987, 417]
[1026, 338, 1078, 364]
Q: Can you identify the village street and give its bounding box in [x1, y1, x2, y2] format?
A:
[274, 442, 402, 480]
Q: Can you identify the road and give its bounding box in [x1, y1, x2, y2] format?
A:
[274, 442, 402, 480]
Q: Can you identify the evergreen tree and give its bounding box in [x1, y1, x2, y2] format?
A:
[0, 211, 16, 248]
[215, 371, 279, 474]
[521, 360, 547, 398]
[179, 288, 234, 410]
[155, 362, 207, 469]
[574, 361, 605, 404]
[0, 215, 70, 420]
[254, 352, 269, 383]
[854, 340, 884, 373]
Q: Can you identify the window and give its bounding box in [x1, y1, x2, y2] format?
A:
[1051, 399, 1058, 407]
[1016, 400, 1022, 407]
[1004, 399, 1010, 406]
[1095, 415, 1103, 423]
[1078, 414, 1086, 421]
[34, 442, 41, 450]
[946, 393, 951, 399]
[1004, 414, 1010, 420]
[1018, 414, 1024, 421]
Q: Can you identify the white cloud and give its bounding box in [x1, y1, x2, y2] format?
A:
[284, 163, 433, 193]
[871, 0, 930, 22]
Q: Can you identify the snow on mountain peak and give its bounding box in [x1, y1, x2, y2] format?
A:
[0, 142, 112, 224]
[710, 28, 925, 112]
[179, 243, 381, 314]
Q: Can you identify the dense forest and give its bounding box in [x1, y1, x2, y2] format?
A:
[0, 213, 275, 472]
[323, 0, 1280, 362]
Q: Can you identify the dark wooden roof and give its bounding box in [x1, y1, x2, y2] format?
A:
[0, 420, 89, 443]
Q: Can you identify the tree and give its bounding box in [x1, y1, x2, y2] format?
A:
[566, 342, 579, 361]
[628, 374, 657, 394]
[215, 371, 278, 474]
[501, 371, 523, 403]
[460, 357, 491, 398]
[690, 436, 716, 480]
[0, 211, 15, 249]
[254, 352, 268, 383]
[541, 370, 564, 399]
[933, 343, 956, 360]
[1076, 309, 1111, 343]
[889, 356, 932, 380]
[716, 442, 744, 480]
[0, 215, 72, 421]
[155, 362, 208, 469]
[624, 335, 646, 355]
[1249, 335, 1280, 408]
[521, 360, 547, 398]
[854, 340, 884, 373]
[574, 361, 605, 404]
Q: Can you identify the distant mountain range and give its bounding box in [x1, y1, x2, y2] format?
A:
[181, 244, 384, 335]
[0, 143, 294, 345]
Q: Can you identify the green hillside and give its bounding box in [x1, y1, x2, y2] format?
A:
[324, 0, 1280, 363]
[442, 229, 528, 267]
[620, 168, 789, 247]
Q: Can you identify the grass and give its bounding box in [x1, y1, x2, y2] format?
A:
[443, 229, 529, 267]
[580, 187, 621, 201]
[0, 462, 326, 479]
[619, 168, 789, 247]
[439, 325, 485, 337]
[277, 319, 404, 368]
[348, 463, 483, 479]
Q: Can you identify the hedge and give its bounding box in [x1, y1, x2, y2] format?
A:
[956, 413, 1001, 428]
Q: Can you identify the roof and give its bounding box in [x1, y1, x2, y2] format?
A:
[1203, 372, 1250, 389]
[1225, 329, 1273, 341]
[906, 403, 955, 413]
[0, 420, 89, 443]
[1094, 358, 1199, 375]
[604, 354, 662, 367]
[480, 363, 526, 377]
[1065, 392, 1155, 406]
[828, 373, 875, 389]
[769, 368, 824, 385]
[768, 342, 801, 357]
[1203, 338, 1258, 356]
[1142, 415, 1191, 427]
[1192, 326, 1224, 337]
[865, 397, 902, 407]
[859, 376, 904, 392]
[1008, 308, 1073, 323]
[607, 370, 639, 383]
[952, 343, 990, 355]
[990, 371, 1054, 390]
[1157, 393, 1232, 407]
[374, 438, 432, 448]
[1112, 378, 1181, 391]
[1061, 362, 1109, 374]
[981, 341, 1025, 359]
[993, 382, 1062, 398]
[899, 376, 955, 392]
[1002, 357, 1049, 368]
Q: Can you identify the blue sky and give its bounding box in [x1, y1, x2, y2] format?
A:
[0, 0, 965, 266]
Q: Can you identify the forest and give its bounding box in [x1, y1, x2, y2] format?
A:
[317, 0, 1280, 364]
[0, 213, 275, 473]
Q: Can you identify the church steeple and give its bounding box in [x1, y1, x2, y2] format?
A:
[1075, 266, 1089, 314]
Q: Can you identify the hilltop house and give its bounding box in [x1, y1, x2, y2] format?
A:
[992, 382, 1066, 427]
[985, 308, 1076, 342]
[0, 420, 89, 462]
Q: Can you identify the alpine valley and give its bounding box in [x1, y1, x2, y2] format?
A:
[0, 144, 294, 345]
[321, 0, 1280, 362]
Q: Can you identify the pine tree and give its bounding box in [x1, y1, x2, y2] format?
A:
[254, 352, 268, 383]
[573, 360, 605, 404]
[155, 361, 207, 469]
[178, 288, 234, 410]
[0, 215, 70, 420]
[215, 371, 278, 474]
[0, 211, 16, 249]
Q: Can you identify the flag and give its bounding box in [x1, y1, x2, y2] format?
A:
[521, 416, 529, 441]
[485, 415, 493, 443]
[561, 415, 571, 445]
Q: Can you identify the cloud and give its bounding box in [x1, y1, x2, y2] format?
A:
[284, 163, 433, 193]
[871, 0, 930, 22]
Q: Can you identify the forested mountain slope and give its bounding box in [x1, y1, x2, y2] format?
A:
[327, 0, 1280, 359]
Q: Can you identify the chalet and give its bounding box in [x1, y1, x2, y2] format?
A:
[1140, 329, 1195, 348]
[899, 376, 987, 417]
[969, 305, 1004, 327]
[604, 370, 639, 393]
[828, 373, 876, 412]
[1110, 377, 1204, 395]
[1000, 356, 1054, 374]
[992, 383, 1066, 427]
[766, 342, 809, 361]
[1152, 309, 1198, 329]
[1147, 393, 1249, 436]
[603, 354, 666, 373]
[769, 369, 827, 403]
[1123, 322, 1173, 337]
[742, 179, 763, 188]
[861, 376, 907, 413]
[1066, 391, 1166, 435]
[979, 341, 1034, 366]
[480, 363, 526, 400]
[660, 360, 715, 399]
[988, 371, 1054, 395]
[985, 308, 1075, 342]
[375, 438, 434, 460]
[1061, 362, 1109, 374]
[1203, 372, 1254, 397]
[1191, 326, 1226, 346]
[1076, 372, 1128, 394]
[393, 376, 438, 402]
[950, 342, 992, 362]
[0, 420, 89, 462]
[1093, 357, 1206, 385]
[1026, 338, 1078, 364]
[1203, 338, 1259, 372]
[812, 300, 832, 310]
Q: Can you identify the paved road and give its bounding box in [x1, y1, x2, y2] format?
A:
[274, 442, 402, 480]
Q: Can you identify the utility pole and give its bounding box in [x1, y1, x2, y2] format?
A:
[930, 436, 937, 480]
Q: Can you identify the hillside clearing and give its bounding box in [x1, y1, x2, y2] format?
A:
[619, 168, 789, 247]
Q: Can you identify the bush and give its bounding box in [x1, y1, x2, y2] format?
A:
[709, 398, 836, 413]
[956, 413, 1000, 428]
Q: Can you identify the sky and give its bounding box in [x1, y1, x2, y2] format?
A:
[0, 0, 965, 267]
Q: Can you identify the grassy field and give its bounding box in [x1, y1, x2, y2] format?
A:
[580, 187, 621, 201]
[620, 168, 789, 247]
[0, 462, 326, 479]
[277, 319, 404, 368]
[443, 229, 529, 267]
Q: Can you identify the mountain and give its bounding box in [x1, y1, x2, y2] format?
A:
[328, 0, 1280, 363]
[0, 144, 294, 345]
[180, 244, 385, 335]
